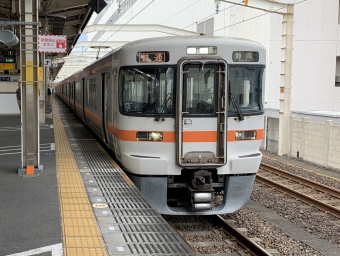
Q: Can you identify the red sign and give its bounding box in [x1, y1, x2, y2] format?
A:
[38, 35, 67, 53]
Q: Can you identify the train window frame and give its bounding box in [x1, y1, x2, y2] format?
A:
[227, 64, 265, 117]
[85, 78, 97, 110]
[118, 65, 176, 117]
[75, 81, 81, 103]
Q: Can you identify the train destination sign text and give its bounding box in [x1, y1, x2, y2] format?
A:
[137, 52, 169, 63]
[232, 51, 259, 62]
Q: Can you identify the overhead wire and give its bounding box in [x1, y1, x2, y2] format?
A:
[214, 0, 308, 32]
[58, 0, 156, 79]
[58, 0, 308, 79]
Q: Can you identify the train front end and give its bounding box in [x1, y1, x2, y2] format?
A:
[117, 36, 265, 215]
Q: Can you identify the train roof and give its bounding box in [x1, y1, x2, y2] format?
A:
[124, 35, 265, 48]
[56, 35, 266, 84]
[117, 35, 266, 65]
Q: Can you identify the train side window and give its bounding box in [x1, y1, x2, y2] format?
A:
[75, 81, 81, 102]
[85, 78, 97, 110]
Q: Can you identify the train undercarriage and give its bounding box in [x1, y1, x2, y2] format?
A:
[167, 169, 225, 211]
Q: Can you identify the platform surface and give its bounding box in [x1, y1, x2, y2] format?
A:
[0, 96, 194, 256]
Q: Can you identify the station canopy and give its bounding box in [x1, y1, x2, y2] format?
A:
[0, 0, 198, 83]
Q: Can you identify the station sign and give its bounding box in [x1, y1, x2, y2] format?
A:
[0, 56, 15, 63]
[44, 59, 52, 67]
[38, 35, 67, 53]
[0, 77, 10, 81]
[0, 63, 15, 70]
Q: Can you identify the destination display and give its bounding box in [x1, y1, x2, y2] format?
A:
[232, 51, 259, 62]
[137, 52, 169, 63]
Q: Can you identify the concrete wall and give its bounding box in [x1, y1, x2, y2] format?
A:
[265, 117, 279, 154]
[265, 116, 340, 169]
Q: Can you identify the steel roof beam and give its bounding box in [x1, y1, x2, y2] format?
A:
[220, 0, 291, 15]
[82, 24, 199, 36]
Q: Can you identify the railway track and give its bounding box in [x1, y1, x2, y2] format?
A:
[212, 215, 272, 256]
[166, 215, 272, 255]
[257, 163, 340, 218]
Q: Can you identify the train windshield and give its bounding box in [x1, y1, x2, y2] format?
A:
[119, 67, 174, 115]
[228, 66, 265, 115]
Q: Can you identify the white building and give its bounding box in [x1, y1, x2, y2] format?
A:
[56, 0, 340, 161]
[66, 0, 340, 113]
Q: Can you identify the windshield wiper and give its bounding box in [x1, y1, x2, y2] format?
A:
[155, 93, 172, 122]
[228, 92, 244, 121]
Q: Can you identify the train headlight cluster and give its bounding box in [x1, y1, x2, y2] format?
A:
[137, 131, 163, 141]
[235, 130, 257, 140]
[187, 46, 217, 55]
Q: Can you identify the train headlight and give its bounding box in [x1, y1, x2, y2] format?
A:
[187, 46, 217, 55]
[235, 131, 257, 140]
[137, 132, 163, 141]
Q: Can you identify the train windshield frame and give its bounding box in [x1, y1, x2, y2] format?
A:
[228, 65, 265, 116]
[119, 66, 175, 116]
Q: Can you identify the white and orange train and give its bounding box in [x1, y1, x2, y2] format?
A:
[56, 35, 266, 215]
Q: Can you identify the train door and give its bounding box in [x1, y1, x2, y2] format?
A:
[176, 60, 227, 167]
[82, 78, 86, 122]
[68, 82, 71, 106]
[112, 67, 121, 159]
[101, 73, 109, 143]
[72, 81, 76, 110]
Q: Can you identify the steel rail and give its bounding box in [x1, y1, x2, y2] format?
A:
[260, 163, 340, 198]
[257, 167, 340, 218]
[212, 215, 272, 256]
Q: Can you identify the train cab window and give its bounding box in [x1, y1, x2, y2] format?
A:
[228, 66, 265, 115]
[119, 67, 175, 115]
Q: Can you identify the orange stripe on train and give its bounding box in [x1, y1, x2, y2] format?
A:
[107, 123, 263, 142]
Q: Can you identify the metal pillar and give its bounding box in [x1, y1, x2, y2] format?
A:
[18, 0, 43, 175]
[220, 0, 294, 156]
[278, 8, 294, 156]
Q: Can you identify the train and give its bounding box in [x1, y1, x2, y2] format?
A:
[55, 35, 266, 215]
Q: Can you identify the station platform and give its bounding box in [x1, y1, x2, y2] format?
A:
[0, 96, 194, 256]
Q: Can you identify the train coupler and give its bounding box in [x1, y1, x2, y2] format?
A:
[189, 170, 214, 210]
[189, 187, 214, 210]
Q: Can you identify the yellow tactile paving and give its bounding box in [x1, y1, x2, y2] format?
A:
[61, 211, 95, 219]
[64, 226, 101, 237]
[61, 204, 93, 211]
[59, 185, 86, 189]
[59, 188, 87, 193]
[57, 168, 80, 172]
[58, 180, 86, 186]
[52, 99, 108, 256]
[59, 192, 89, 198]
[63, 218, 98, 227]
[61, 198, 90, 204]
[65, 248, 107, 255]
[64, 237, 105, 247]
